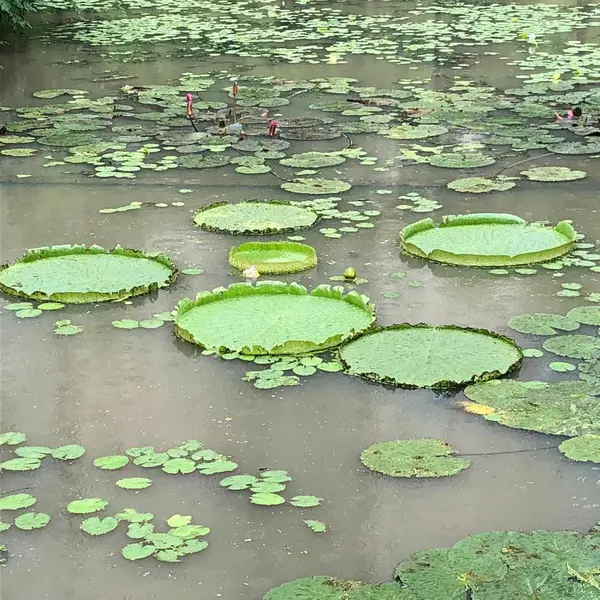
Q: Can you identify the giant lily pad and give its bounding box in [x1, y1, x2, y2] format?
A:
[558, 435, 600, 463]
[280, 178, 352, 195]
[229, 241, 317, 275]
[0, 245, 177, 303]
[400, 214, 577, 267]
[464, 380, 599, 436]
[193, 201, 318, 235]
[175, 282, 375, 355]
[360, 439, 470, 478]
[339, 324, 522, 389]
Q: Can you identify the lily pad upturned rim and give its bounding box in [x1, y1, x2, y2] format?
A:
[193, 200, 319, 235]
[400, 213, 577, 267]
[338, 323, 523, 389]
[0, 244, 177, 303]
[174, 281, 375, 355]
[229, 241, 317, 275]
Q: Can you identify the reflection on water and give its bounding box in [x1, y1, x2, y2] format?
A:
[1, 0, 600, 598]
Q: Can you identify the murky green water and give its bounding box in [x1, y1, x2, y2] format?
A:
[1, 0, 600, 598]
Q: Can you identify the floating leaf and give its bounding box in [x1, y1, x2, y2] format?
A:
[522, 348, 543, 358]
[115, 508, 154, 523]
[126, 522, 155, 539]
[181, 268, 205, 275]
[54, 324, 83, 336]
[122, 543, 155, 561]
[80, 516, 119, 536]
[15, 308, 42, 318]
[566, 306, 600, 326]
[139, 319, 164, 329]
[558, 435, 600, 463]
[162, 458, 196, 474]
[250, 481, 287, 494]
[93, 455, 129, 470]
[290, 495, 323, 508]
[447, 177, 516, 194]
[116, 477, 152, 490]
[170, 525, 210, 539]
[260, 470, 292, 483]
[112, 319, 140, 329]
[0, 432, 26, 445]
[51, 444, 85, 460]
[14, 512, 51, 530]
[507, 313, 580, 336]
[543, 335, 600, 359]
[67, 498, 108, 514]
[521, 166, 587, 182]
[250, 493, 286, 506]
[166, 514, 192, 528]
[549, 361, 576, 372]
[15, 446, 52, 459]
[3, 303, 33, 312]
[304, 519, 327, 533]
[0, 457, 41, 471]
[457, 401, 496, 416]
[281, 178, 351, 195]
[197, 460, 238, 475]
[229, 241, 317, 275]
[0, 493, 37, 511]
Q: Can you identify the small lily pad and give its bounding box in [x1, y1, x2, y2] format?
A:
[93, 455, 129, 470]
[0, 432, 27, 445]
[0, 457, 42, 471]
[0, 493, 37, 511]
[162, 458, 196, 474]
[549, 361, 576, 372]
[250, 493, 286, 506]
[290, 495, 323, 508]
[122, 543, 155, 561]
[182, 269, 205, 275]
[15, 308, 42, 318]
[558, 435, 600, 463]
[116, 477, 152, 490]
[14, 512, 51, 531]
[112, 319, 140, 329]
[139, 319, 164, 329]
[37, 302, 65, 311]
[67, 497, 108, 514]
[304, 519, 326, 533]
[80, 516, 119, 536]
[219, 474, 258, 490]
[51, 444, 85, 460]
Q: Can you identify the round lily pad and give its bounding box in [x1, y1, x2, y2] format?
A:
[263, 577, 407, 600]
[566, 306, 600, 326]
[543, 335, 600, 359]
[558, 435, 600, 463]
[360, 439, 470, 477]
[229, 241, 317, 275]
[93, 455, 129, 470]
[385, 124, 448, 139]
[0, 245, 177, 303]
[14, 512, 51, 530]
[338, 324, 522, 389]
[400, 213, 577, 267]
[429, 153, 495, 168]
[520, 166, 587, 182]
[279, 152, 346, 168]
[193, 201, 318, 235]
[175, 282, 375, 355]
[447, 177, 516, 194]
[507, 313, 580, 336]
[280, 178, 351, 195]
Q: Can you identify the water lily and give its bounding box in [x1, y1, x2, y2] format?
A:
[242, 265, 260, 282]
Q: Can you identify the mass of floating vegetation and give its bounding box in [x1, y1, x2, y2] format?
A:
[0, 245, 177, 303]
[400, 213, 577, 267]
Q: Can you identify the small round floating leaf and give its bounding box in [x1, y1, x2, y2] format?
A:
[51, 444, 85, 460]
[339, 324, 522, 389]
[67, 498, 108, 514]
[15, 308, 42, 318]
[290, 495, 323, 508]
[15, 446, 52, 459]
[260, 470, 292, 483]
[175, 282, 374, 355]
[145, 532, 183, 549]
[447, 177, 516, 194]
[558, 435, 600, 463]
[139, 319, 164, 329]
[170, 525, 210, 539]
[360, 439, 470, 477]
[166, 514, 192, 528]
[400, 214, 577, 267]
[115, 508, 153, 523]
[304, 519, 327, 533]
[194, 201, 318, 235]
[0, 432, 27, 445]
[229, 242, 317, 275]
[80, 516, 119, 536]
[549, 361, 576, 372]
[251, 481, 286, 494]
[0, 245, 177, 304]
[3, 303, 33, 312]
[0, 522, 10, 532]
[250, 493, 286, 506]
[385, 124, 448, 139]
[122, 543, 155, 561]
[127, 522, 155, 539]
[220, 475, 258, 490]
[54, 324, 83, 336]
[0, 493, 37, 511]
[162, 458, 196, 474]
[93, 455, 129, 470]
[181, 269, 204, 275]
[429, 153, 495, 168]
[507, 313, 580, 336]
[134, 452, 169, 467]
[112, 319, 140, 329]
[317, 361, 343, 372]
[14, 512, 51, 531]
[543, 335, 600, 359]
[522, 349, 543, 358]
[566, 306, 600, 326]
[116, 477, 152, 490]
[0, 457, 41, 471]
[197, 460, 238, 475]
[280, 152, 346, 168]
[178, 540, 208, 555]
[38, 302, 65, 311]
[521, 166, 587, 182]
[281, 178, 351, 195]
[293, 365, 317, 376]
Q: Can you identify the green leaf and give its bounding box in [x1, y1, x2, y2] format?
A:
[170, 525, 210, 539]
[260, 470, 292, 483]
[15, 446, 52, 459]
[112, 319, 140, 329]
[93, 455, 129, 470]
[292, 365, 317, 376]
[281, 178, 351, 195]
[166, 514, 192, 528]
[145, 532, 183, 549]
[522, 349, 543, 358]
[566, 306, 600, 326]
[507, 313, 580, 336]
[304, 519, 327, 533]
[126, 522, 155, 539]
[14, 308, 42, 318]
[51, 444, 85, 460]
[181, 269, 205, 275]
[0, 493, 37, 511]
[250, 481, 286, 494]
[162, 458, 196, 474]
[116, 477, 152, 490]
[197, 460, 238, 475]
[0, 431, 27, 445]
[122, 543, 155, 561]
[37, 302, 65, 311]
[155, 549, 181, 563]
[317, 361, 343, 372]
[115, 508, 154, 523]
[80, 516, 119, 536]
[14, 512, 51, 530]
[250, 493, 286, 506]
[558, 435, 600, 463]
[219, 474, 257, 490]
[67, 497, 108, 514]
[339, 324, 521, 389]
[521, 166, 587, 181]
[177, 539, 208, 556]
[229, 241, 317, 276]
[447, 177, 516, 194]
[139, 319, 164, 329]
[290, 495, 323, 508]
[54, 324, 83, 336]
[0, 522, 11, 532]
[134, 452, 170, 467]
[0, 457, 42, 471]
[543, 335, 600, 359]
[549, 361, 576, 373]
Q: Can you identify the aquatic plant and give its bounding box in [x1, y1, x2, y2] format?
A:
[229, 241, 317, 275]
[0, 245, 177, 303]
[400, 213, 577, 267]
[339, 324, 522, 389]
[175, 282, 375, 355]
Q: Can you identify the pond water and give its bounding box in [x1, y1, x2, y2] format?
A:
[1, 0, 600, 598]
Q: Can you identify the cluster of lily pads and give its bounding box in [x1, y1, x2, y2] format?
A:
[0, 432, 85, 471]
